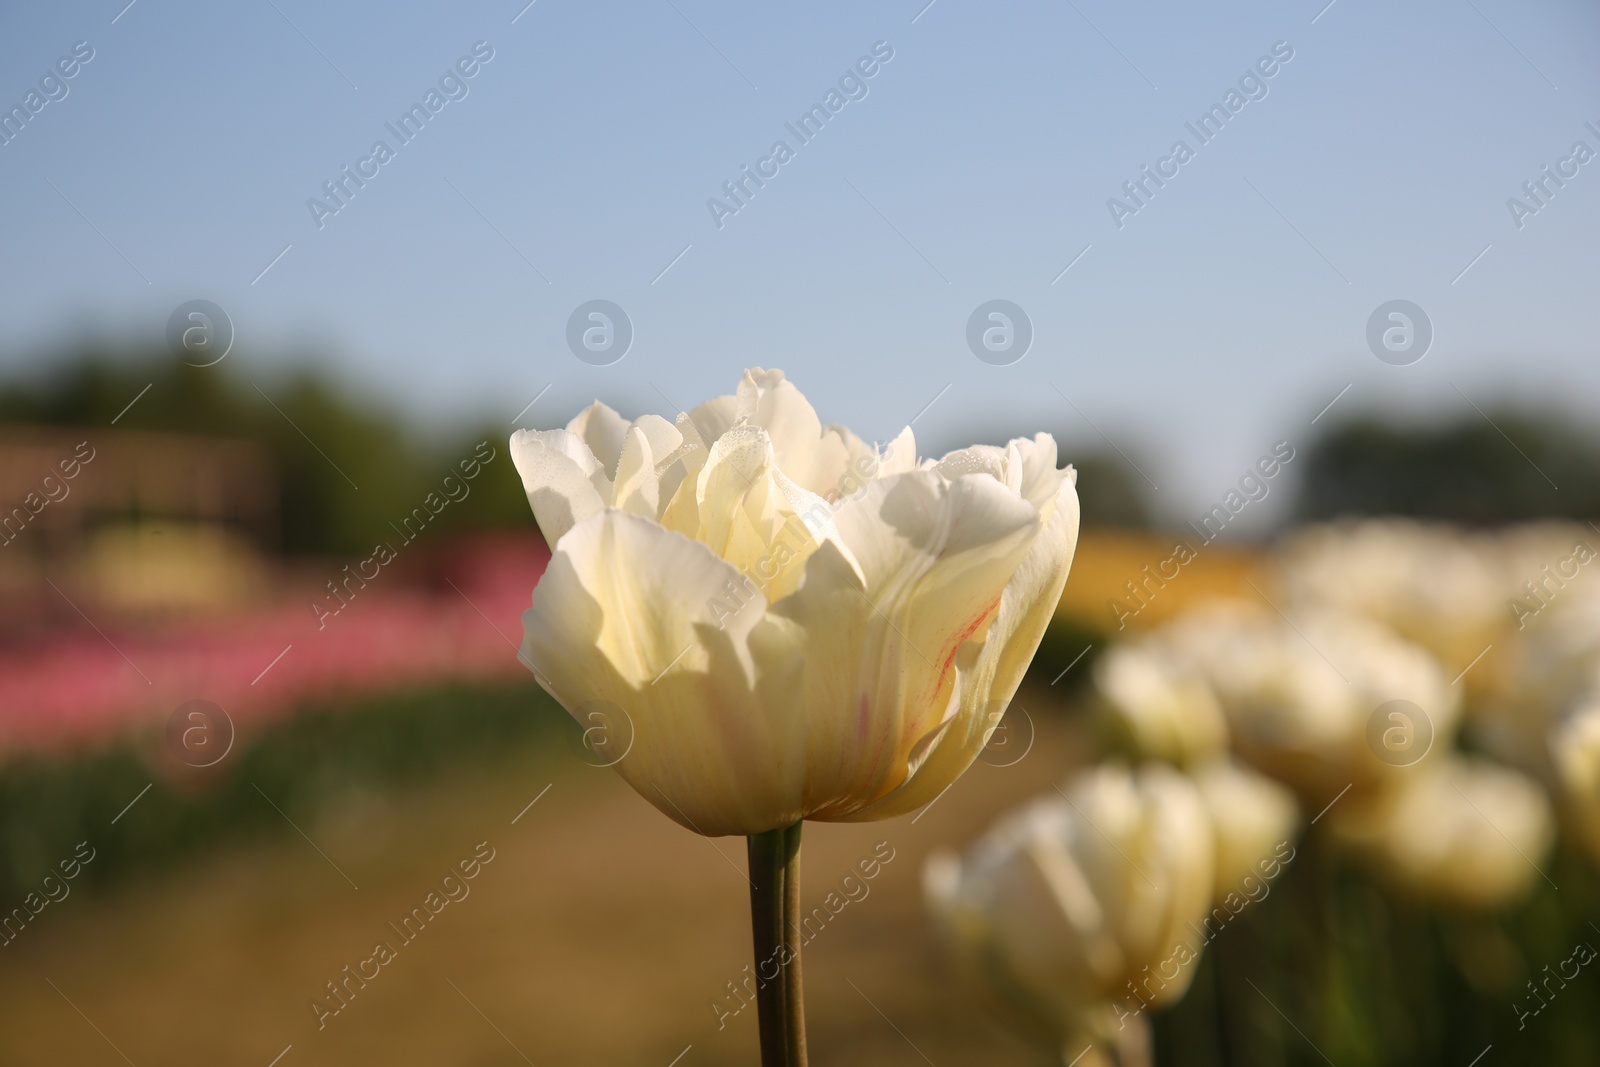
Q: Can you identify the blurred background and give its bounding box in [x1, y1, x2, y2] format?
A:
[1, 0, 1598, 1063]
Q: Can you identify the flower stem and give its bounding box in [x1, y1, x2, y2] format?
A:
[747, 821, 807, 1066]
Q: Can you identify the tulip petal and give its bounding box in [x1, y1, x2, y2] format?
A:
[1011, 433, 1066, 517]
[841, 469, 1080, 820]
[522, 508, 807, 836]
[567, 401, 631, 476]
[658, 413, 713, 536]
[735, 368, 853, 497]
[689, 425, 836, 602]
[610, 415, 684, 520]
[629, 412, 685, 462]
[509, 428, 611, 547]
[612, 425, 661, 519]
[754, 469, 1046, 817]
[878, 426, 918, 477]
[688, 394, 739, 444]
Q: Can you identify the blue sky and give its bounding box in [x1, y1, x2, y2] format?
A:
[1, 0, 1596, 526]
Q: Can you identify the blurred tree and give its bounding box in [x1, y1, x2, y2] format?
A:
[1070, 452, 1154, 528]
[421, 421, 545, 537]
[1292, 412, 1600, 525]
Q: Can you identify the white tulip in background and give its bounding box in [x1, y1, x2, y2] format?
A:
[1277, 519, 1600, 783]
[1191, 759, 1300, 905]
[1551, 703, 1600, 871]
[927, 517, 1592, 1064]
[924, 763, 1213, 1066]
[1495, 588, 1600, 757]
[1325, 755, 1553, 911]
[1274, 519, 1506, 672]
[1155, 602, 1459, 807]
[1094, 641, 1229, 768]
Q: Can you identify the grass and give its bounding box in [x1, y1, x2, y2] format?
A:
[0, 679, 568, 902]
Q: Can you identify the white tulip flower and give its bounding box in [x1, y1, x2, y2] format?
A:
[1326, 755, 1553, 911]
[509, 368, 1081, 1061]
[1551, 702, 1600, 870]
[1192, 759, 1300, 905]
[1095, 640, 1229, 767]
[511, 368, 1080, 836]
[1160, 603, 1460, 807]
[925, 763, 1213, 1061]
[1274, 519, 1505, 670]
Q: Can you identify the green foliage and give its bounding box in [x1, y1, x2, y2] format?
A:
[423, 419, 545, 536]
[1027, 617, 1103, 698]
[0, 680, 569, 904]
[1154, 837, 1600, 1067]
[1070, 452, 1154, 529]
[1293, 413, 1600, 525]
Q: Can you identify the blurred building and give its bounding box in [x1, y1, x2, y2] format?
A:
[0, 428, 277, 612]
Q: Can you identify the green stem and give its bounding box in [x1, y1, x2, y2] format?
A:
[747, 822, 808, 1066]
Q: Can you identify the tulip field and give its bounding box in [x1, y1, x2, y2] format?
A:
[7, 1, 1598, 1060]
[4, 500, 1600, 1064]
